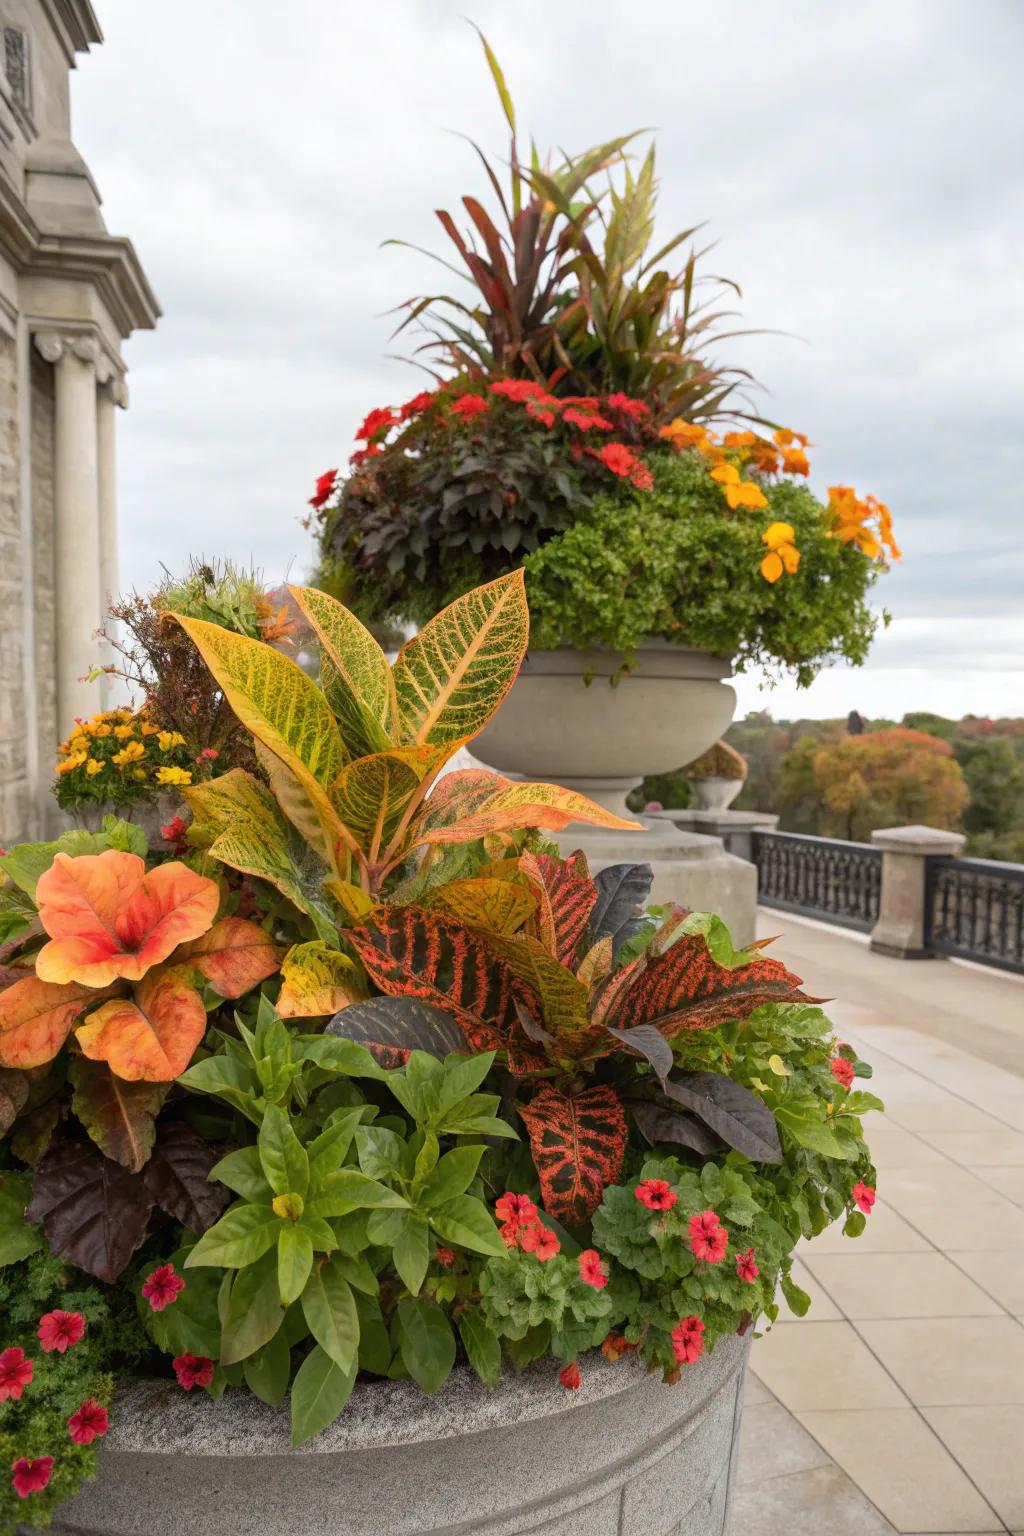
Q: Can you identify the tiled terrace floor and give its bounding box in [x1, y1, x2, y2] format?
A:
[729, 910, 1024, 1536]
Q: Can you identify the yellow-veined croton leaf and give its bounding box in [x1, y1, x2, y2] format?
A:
[428, 876, 537, 936]
[324, 879, 376, 924]
[174, 918, 282, 999]
[34, 851, 220, 988]
[276, 941, 365, 1018]
[328, 744, 450, 858]
[392, 570, 529, 747]
[288, 584, 397, 755]
[0, 976, 104, 1069]
[183, 771, 340, 945]
[75, 967, 208, 1082]
[408, 771, 639, 850]
[173, 615, 351, 865]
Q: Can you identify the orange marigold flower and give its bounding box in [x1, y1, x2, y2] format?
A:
[56, 752, 87, 775]
[659, 418, 710, 451]
[760, 521, 801, 583]
[112, 740, 146, 766]
[711, 462, 769, 511]
[780, 446, 810, 476]
[773, 427, 810, 449]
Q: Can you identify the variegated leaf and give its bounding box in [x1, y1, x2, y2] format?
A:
[600, 936, 814, 1037]
[519, 851, 597, 966]
[518, 1084, 627, 1223]
[288, 584, 397, 754]
[277, 941, 364, 1018]
[329, 744, 449, 857]
[429, 876, 536, 936]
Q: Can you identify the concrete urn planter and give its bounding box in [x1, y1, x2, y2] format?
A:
[689, 777, 744, 812]
[45, 1337, 750, 1536]
[70, 792, 185, 842]
[473, 644, 737, 816]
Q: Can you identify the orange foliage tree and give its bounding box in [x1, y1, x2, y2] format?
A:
[794, 728, 968, 842]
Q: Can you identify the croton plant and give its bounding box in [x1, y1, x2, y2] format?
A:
[0, 572, 879, 1532]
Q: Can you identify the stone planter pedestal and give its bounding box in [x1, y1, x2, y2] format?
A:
[43, 1337, 749, 1536]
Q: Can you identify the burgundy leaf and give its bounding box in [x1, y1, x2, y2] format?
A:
[141, 1120, 228, 1232]
[589, 863, 653, 956]
[663, 1072, 782, 1164]
[628, 1100, 726, 1157]
[327, 995, 471, 1059]
[0, 1067, 29, 1136]
[26, 1138, 154, 1283]
[69, 1057, 166, 1173]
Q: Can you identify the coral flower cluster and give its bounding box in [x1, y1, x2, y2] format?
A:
[495, 1192, 560, 1260]
[2, 1310, 109, 1503]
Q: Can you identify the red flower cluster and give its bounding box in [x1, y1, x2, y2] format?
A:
[142, 1263, 186, 1312]
[0, 1346, 33, 1402]
[68, 1398, 110, 1446]
[495, 1192, 560, 1261]
[587, 441, 654, 489]
[37, 1310, 85, 1354]
[173, 1353, 215, 1391]
[356, 406, 397, 442]
[852, 1182, 876, 1214]
[11, 1456, 53, 1499]
[308, 468, 338, 509]
[578, 1249, 609, 1290]
[830, 1056, 855, 1089]
[736, 1248, 760, 1284]
[671, 1315, 705, 1365]
[449, 393, 489, 419]
[635, 1178, 677, 1211]
[435, 1247, 457, 1269]
[160, 814, 189, 853]
[600, 1333, 637, 1362]
[558, 1362, 581, 1390]
[688, 1210, 728, 1264]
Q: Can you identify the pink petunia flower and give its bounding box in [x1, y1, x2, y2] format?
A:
[0, 1347, 33, 1402]
[520, 1224, 560, 1261]
[736, 1248, 760, 1283]
[37, 1311, 85, 1354]
[172, 1353, 214, 1391]
[671, 1315, 705, 1365]
[68, 1399, 110, 1445]
[852, 1182, 876, 1214]
[11, 1456, 54, 1498]
[689, 1211, 728, 1264]
[831, 1057, 855, 1089]
[142, 1264, 186, 1313]
[635, 1179, 677, 1211]
[578, 1249, 609, 1290]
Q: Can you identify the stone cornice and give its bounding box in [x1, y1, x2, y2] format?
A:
[39, 0, 103, 65]
[19, 230, 160, 335]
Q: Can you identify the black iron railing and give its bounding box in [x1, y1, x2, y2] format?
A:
[926, 856, 1024, 975]
[753, 831, 882, 932]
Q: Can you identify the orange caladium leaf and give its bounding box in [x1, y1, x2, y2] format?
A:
[518, 1084, 627, 1224]
[75, 967, 208, 1082]
[277, 941, 364, 1018]
[173, 917, 282, 999]
[0, 976, 100, 1069]
[34, 851, 220, 988]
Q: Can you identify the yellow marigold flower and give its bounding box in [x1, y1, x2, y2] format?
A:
[113, 723, 135, 739]
[710, 462, 768, 511]
[780, 446, 810, 476]
[56, 752, 87, 775]
[85, 758, 105, 777]
[760, 521, 801, 583]
[773, 427, 810, 449]
[92, 723, 112, 739]
[158, 731, 187, 751]
[112, 740, 146, 766]
[659, 418, 710, 451]
[132, 768, 148, 781]
[156, 766, 192, 787]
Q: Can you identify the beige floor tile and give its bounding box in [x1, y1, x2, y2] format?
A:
[744, 1369, 773, 1406]
[946, 1252, 1024, 1314]
[924, 1406, 1024, 1528]
[865, 1123, 951, 1169]
[923, 1129, 1024, 1166]
[752, 1321, 908, 1412]
[798, 1200, 931, 1255]
[726, 1462, 898, 1535]
[774, 1257, 842, 1323]
[802, 1251, 1003, 1320]
[881, 1164, 1002, 1211]
[885, 1099, 1013, 1134]
[970, 1166, 1024, 1208]
[734, 1400, 833, 1486]
[858, 1317, 1024, 1405]
[902, 1199, 1024, 1251]
[797, 1407, 1002, 1533]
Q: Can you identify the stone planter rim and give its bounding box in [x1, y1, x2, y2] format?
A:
[521, 643, 733, 682]
[97, 1342, 741, 1459]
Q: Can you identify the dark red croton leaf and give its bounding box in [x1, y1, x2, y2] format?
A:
[0, 1066, 29, 1136]
[520, 851, 598, 968]
[326, 995, 471, 1062]
[517, 1083, 627, 1224]
[595, 936, 816, 1038]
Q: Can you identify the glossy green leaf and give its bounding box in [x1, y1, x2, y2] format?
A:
[186, 1203, 279, 1270]
[392, 1212, 430, 1296]
[290, 1343, 357, 1446]
[396, 1295, 456, 1393]
[428, 1194, 506, 1256]
[243, 1327, 292, 1406]
[208, 1145, 272, 1204]
[458, 1306, 502, 1388]
[219, 1250, 284, 1365]
[278, 1223, 315, 1306]
[258, 1106, 310, 1198]
[307, 1170, 408, 1219]
[418, 1145, 484, 1208]
[301, 1258, 360, 1372]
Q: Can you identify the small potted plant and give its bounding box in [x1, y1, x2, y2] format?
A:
[683, 739, 748, 812]
[0, 570, 880, 1536]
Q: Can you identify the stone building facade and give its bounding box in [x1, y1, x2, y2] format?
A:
[0, 0, 157, 838]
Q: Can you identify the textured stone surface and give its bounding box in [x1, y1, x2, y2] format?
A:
[46, 1337, 749, 1536]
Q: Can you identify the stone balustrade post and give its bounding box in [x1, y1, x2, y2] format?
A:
[869, 824, 966, 958]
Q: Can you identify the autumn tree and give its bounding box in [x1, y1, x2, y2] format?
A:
[780, 728, 968, 842]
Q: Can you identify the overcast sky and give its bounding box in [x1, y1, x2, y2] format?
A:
[72, 0, 1023, 721]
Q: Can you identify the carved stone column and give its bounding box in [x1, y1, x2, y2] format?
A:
[34, 330, 103, 733]
[96, 371, 126, 706]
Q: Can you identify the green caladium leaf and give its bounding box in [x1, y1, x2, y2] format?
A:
[392, 1211, 430, 1295]
[457, 1307, 501, 1388]
[219, 1249, 284, 1365]
[259, 1105, 310, 1198]
[186, 1203, 280, 1270]
[428, 1194, 506, 1256]
[302, 1258, 360, 1372]
[208, 1146, 272, 1204]
[418, 1145, 485, 1208]
[243, 1327, 292, 1406]
[396, 1296, 456, 1393]
[278, 1224, 314, 1306]
[290, 1343, 357, 1446]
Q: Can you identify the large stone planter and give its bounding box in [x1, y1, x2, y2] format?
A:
[689, 777, 743, 813]
[474, 644, 736, 817]
[45, 1336, 749, 1536]
[70, 792, 185, 843]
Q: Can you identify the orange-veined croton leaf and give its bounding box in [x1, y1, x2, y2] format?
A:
[517, 1083, 628, 1224]
[408, 770, 639, 851]
[427, 875, 537, 935]
[75, 966, 208, 1082]
[0, 976, 102, 1069]
[174, 917, 282, 999]
[518, 850, 597, 966]
[33, 851, 219, 989]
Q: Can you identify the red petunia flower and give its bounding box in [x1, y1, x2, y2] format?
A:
[495, 1192, 538, 1225]
[852, 1182, 876, 1214]
[398, 390, 435, 420]
[0, 1347, 33, 1402]
[578, 1249, 608, 1290]
[355, 407, 396, 442]
[831, 1057, 855, 1089]
[526, 405, 555, 427]
[689, 1211, 728, 1264]
[68, 1398, 110, 1445]
[563, 407, 614, 432]
[308, 469, 338, 509]
[635, 1178, 677, 1211]
[349, 442, 383, 467]
[142, 1263, 186, 1313]
[736, 1248, 759, 1284]
[499, 1219, 521, 1249]
[160, 814, 188, 849]
[11, 1456, 54, 1499]
[600, 1333, 636, 1361]
[435, 1247, 457, 1269]
[489, 379, 548, 403]
[671, 1315, 705, 1365]
[520, 1224, 560, 1261]
[559, 1362, 581, 1390]
[172, 1353, 214, 1391]
[449, 393, 489, 420]
[606, 393, 650, 419]
[588, 442, 644, 479]
[37, 1311, 85, 1354]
